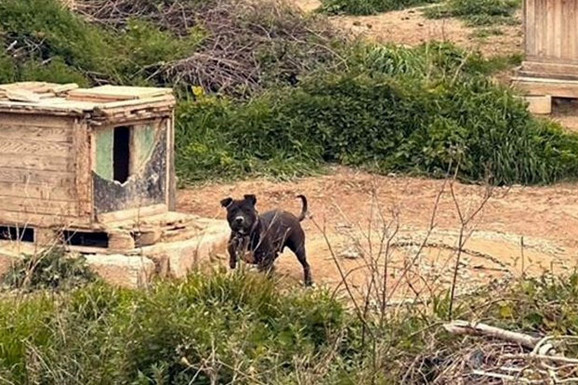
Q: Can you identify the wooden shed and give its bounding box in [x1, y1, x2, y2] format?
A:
[0, 82, 178, 248]
[513, 0, 578, 112]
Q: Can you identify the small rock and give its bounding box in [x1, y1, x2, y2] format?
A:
[418, 23, 424, 27]
[353, 21, 362, 26]
[340, 246, 363, 259]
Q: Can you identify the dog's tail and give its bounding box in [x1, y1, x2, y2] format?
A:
[296, 194, 308, 221]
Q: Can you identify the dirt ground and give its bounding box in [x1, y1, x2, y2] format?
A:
[178, 168, 578, 301]
[295, 1, 523, 57]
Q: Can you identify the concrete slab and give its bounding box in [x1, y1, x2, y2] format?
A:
[85, 254, 156, 289]
[141, 220, 230, 278]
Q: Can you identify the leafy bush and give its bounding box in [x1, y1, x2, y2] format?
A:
[3, 269, 578, 383]
[1, 248, 97, 291]
[424, 0, 521, 26]
[321, 0, 440, 16]
[0, 272, 351, 384]
[176, 43, 578, 185]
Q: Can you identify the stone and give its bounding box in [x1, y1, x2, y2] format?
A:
[142, 221, 230, 278]
[84, 254, 156, 289]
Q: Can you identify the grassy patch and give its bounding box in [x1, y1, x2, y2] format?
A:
[424, 0, 521, 26]
[321, 0, 440, 16]
[471, 27, 504, 39]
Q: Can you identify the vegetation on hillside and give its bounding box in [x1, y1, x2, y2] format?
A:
[176, 44, 578, 185]
[1, 0, 575, 187]
[0, 0, 340, 96]
[2, 271, 578, 383]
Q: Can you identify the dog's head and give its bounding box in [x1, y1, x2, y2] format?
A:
[220, 194, 258, 235]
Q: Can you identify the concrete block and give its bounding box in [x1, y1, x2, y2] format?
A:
[524, 95, 552, 114]
[142, 221, 229, 278]
[85, 254, 156, 289]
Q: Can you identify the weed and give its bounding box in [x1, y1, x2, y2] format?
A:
[471, 27, 504, 39]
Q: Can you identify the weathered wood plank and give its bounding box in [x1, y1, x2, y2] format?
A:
[73, 120, 92, 218]
[0, 168, 75, 186]
[525, 0, 536, 56]
[0, 197, 78, 216]
[1, 154, 73, 172]
[0, 182, 75, 200]
[553, 0, 562, 58]
[0, 125, 73, 143]
[0, 140, 72, 157]
[511, 76, 578, 98]
[535, 0, 546, 57]
[545, 0, 555, 57]
[565, 0, 578, 60]
[167, 115, 176, 211]
[520, 60, 578, 79]
[0, 113, 75, 128]
[97, 204, 167, 224]
[0, 211, 84, 228]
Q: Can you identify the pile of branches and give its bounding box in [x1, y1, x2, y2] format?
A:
[75, 0, 344, 96]
[403, 321, 578, 384]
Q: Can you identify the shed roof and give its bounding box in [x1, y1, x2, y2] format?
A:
[0, 82, 175, 118]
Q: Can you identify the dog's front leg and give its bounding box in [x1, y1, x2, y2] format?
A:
[227, 235, 238, 269]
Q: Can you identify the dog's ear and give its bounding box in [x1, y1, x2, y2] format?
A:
[243, 194, 257, 206]
[220, 197, 233, 208]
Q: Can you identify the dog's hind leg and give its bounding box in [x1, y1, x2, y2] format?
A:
[288, 241, 312, 286]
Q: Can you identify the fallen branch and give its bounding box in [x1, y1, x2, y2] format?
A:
[444, 320, 540, 349]
[471, 369, 543, 384]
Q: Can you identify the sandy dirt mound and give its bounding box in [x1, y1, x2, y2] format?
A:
[178, 168, 578, 301]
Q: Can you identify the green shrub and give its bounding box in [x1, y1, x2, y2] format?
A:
[424, 0, 521, 26]
[321, 0, 440, 16]
[0, 272, 350, 384]
[1, 248, 97, 292]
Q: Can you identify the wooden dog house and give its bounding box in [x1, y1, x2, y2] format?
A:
[0, 82, 178, 248]
[513, 0, 578, 113]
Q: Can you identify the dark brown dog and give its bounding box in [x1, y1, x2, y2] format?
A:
[220, 194, 312, 286]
